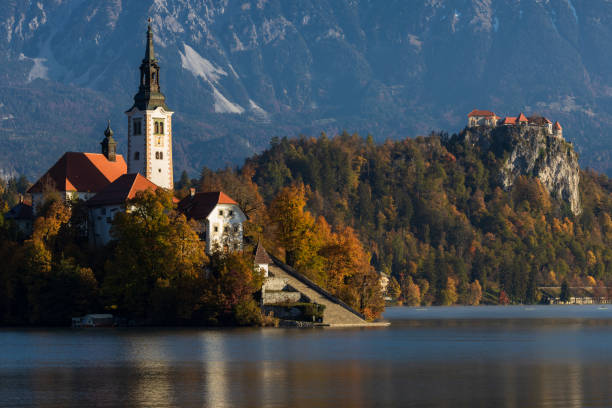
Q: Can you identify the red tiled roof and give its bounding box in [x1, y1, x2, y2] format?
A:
[516, 113, 528, 122]
[553, 121, 562, 130]
[468, 109, 496, 117]
[254, 241, 273, 265]
[28, 152, 127, 194]
[86, 173, 158, 206]
[502, 117, 517, 125]
[527, 115, 552, 125]
[177, 191, 239, 220]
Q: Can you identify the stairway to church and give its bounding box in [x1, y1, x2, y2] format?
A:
[267, 263, 377, 326]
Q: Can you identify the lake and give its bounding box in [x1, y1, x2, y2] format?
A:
[2, 305, 612, 407]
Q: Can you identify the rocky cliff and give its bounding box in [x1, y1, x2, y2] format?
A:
[463, 125, 581, 215]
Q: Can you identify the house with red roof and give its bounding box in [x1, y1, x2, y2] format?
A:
[467, 109, 499, 127]
[27, 123, 125, 212]
[87, 173, 159, 246]
[178, 190, 247, 254]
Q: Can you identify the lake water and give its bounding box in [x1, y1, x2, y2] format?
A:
[2, 305, 612, 407]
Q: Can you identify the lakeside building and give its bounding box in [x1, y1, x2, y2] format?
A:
[467, 109, 562, 137]
[14, 23, 244, 253]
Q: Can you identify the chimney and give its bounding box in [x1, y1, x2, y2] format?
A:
[190, 187, 196, 197]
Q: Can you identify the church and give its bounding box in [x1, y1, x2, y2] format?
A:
[24, 23, 245, 254]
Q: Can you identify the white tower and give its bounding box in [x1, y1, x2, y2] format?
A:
[125, 22, 174, 189]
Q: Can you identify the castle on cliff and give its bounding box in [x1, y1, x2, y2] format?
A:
[467, 109, 563, 137]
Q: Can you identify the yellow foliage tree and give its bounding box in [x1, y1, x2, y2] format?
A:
[441, 276, 459, 306]
[467, 280, 482, 305]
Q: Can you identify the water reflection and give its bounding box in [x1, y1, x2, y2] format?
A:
[3, 306, 612, 407]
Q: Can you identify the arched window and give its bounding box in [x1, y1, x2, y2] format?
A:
[134, 152, 140, 160]
[154, 122, 159, 134]
[160, 121, 164, 134]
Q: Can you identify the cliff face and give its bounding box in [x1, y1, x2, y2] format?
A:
[464, 126, 581, 215]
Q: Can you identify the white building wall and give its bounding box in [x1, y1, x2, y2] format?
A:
[127, 110, 147, 176]
[89, 204, 123, 246]
[127, 106, 174, 189]
[205, 203, 247, 254]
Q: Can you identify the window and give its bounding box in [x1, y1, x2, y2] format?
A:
[219, 210, 224, 216]
[155, 152, 164, 160]
[134, 152, 140, 160]
[133, 119, 142, 135]
[233, 225, 239, 233]
[224, 226, 229, 233]
[229, 210, 234, 217]
[158, 168, 161, 173]
[155, 135, 163, 147]
[154, 119, 165, 135]
[214, 226, 219, 232]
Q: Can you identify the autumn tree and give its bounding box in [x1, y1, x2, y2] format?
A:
[401, 275, 421, 306]
[467, 280, 483, 305]
[102, 188, 207, 321]
[268, 183, 316, 266]
[440, 276, 459, 306]
[386, 276, 401, 300]
[200, 252, 264, 325]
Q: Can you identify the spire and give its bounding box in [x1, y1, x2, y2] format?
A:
[104, 120, 114, 138]
[101, 120, 117, 162]
[144, 18, 155, 63]
[131, 18, 168, 111]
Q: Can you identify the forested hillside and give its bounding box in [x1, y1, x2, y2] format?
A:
[207, 130, 612, 305]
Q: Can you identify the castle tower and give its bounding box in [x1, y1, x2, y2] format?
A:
[125, 21, 174, 189]
[101, 120, 117, 161]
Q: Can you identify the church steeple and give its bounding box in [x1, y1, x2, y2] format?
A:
[126, 19, 174, 190]
[101, 120, 117, 162]
[132, 20, 168, 111]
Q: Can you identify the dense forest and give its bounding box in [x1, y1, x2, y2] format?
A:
[195, 130, 612, 306]
[3, 129, 612, 326]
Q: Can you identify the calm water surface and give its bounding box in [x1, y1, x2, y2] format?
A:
[2, 305, 612, 407]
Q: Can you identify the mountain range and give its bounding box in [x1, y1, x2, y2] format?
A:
[2, 0, 612, 179]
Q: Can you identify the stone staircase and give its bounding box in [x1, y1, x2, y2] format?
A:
[267, 263, 371, 326]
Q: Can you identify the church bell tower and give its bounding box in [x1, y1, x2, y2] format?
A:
[126, 20, 174, 189]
